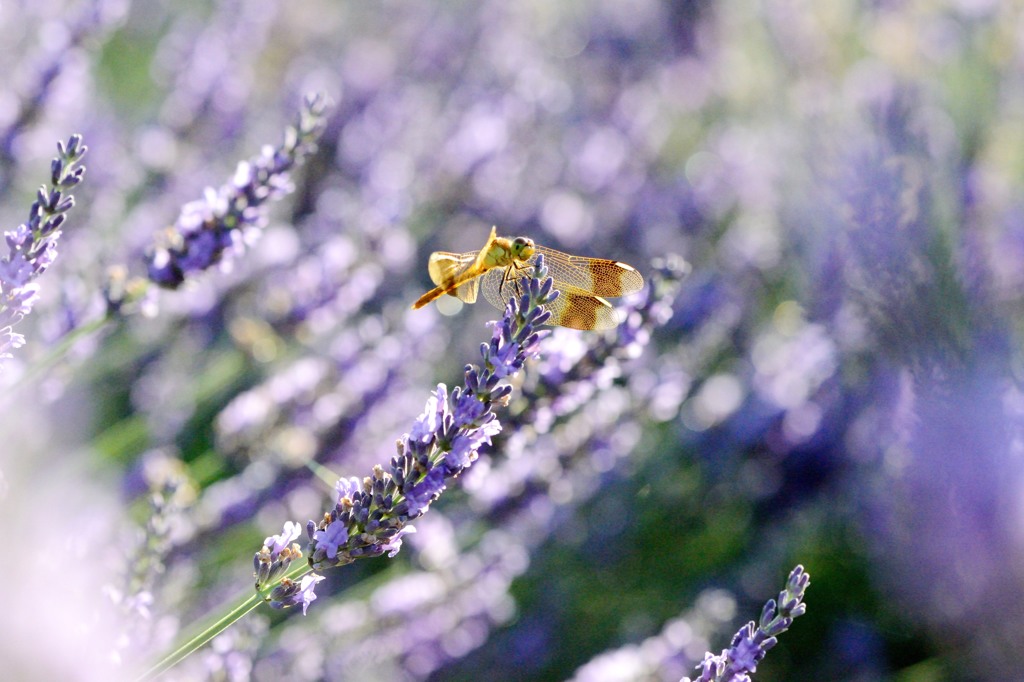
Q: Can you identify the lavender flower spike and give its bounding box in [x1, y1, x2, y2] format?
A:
[683, 565, 810, 682]
[0, 135, 86, 364]
[253, 521, 304, 589]
[146, 93, 328, 288]
[284, 257, 556, 601]
[257, 257, 554, 613]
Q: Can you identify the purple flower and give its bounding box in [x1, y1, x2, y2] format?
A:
[0, 135, 86, 365]
[410, 384, 448, 443]
[405, 466, 446, 516]
[269, 573, 325, 615]
[296, 569, 323, 614]
[263, 521, 301, 559]
[488, 333, 521, 379]
[382, 526, 417, 558]
[312, 522, 349, 560]
[683, 565, 810, 682]
[724, 625, 764, 674]
[335, 476, 364, 503]
[145, 94, 328, 288]
[445, 419, 501, 472]
[253, 521, 304, 589]
[296, 255, 558, 602]
[452, 390, 488, 427]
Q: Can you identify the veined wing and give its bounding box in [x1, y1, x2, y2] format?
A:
[532, 245, 644, 299]
[427, 250, 483, 303]
[428, 250, 477, 286]
[479, 265, 621, 330]
[543, 281, 620, 330]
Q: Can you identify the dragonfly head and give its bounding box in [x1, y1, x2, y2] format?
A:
[511, 237, 535, 261]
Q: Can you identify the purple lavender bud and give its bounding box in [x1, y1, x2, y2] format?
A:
[254, 552, 271, 587]
[58, 134, 84, 160]
[46, 212, 67, 232]
[728, 624, 765, 671]
[0, 136, 86, 365]
[452, 390, 488, 428]
[763, 617, 792, 637]
[786, 565, 809, 596]
[696, 652, 724, 680]
[145, 94, 328, 289]
[253, 521, 304, 589]
[410, 385, 448, 443]
[381, 526, 416, 558]
[758, 599, 777, 630]
[268, 573, 325, 615]
[683, 566, 809, 682]
[335, 476, 363, 502]
[254, 548, 268, 577]
[446, 420, 502, 473]
[405, 467, 446, 517]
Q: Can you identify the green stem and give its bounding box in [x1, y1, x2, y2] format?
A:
[138, 562, 308, 680]
[136, 593, 260, 680]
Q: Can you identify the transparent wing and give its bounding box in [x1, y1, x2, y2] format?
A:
[454, 278, 479, 304]
[479, 265, 518, 312]
[425, 251, 483, 303]
[427, 251, 477, 286]
[479, 264, 620, 330]
[532, 245, 644, 298]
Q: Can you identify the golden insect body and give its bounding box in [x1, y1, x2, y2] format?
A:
[412, 226, 644, 330]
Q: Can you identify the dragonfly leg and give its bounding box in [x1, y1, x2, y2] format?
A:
[506, 263, 531, 302]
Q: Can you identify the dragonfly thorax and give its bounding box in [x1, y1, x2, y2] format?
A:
[486, 236, 536, 268]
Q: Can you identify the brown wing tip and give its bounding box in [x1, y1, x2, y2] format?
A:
[614, 261, 645, 293]
[555, 295, 619, 330]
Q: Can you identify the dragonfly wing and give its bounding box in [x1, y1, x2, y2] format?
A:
[479, 264, 619, 330]
[428, 251, 478, 287]
[531, 245, 644, 298]
[480, 265, 520, 311]
[455, 277, 480, 304]
[425, 227, 501, 302]
[543, 282, 619, 330]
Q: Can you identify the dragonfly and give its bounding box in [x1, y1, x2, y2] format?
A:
[412, 226, 644, 330]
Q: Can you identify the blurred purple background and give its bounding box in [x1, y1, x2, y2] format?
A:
[2, 0, 1024, 679]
